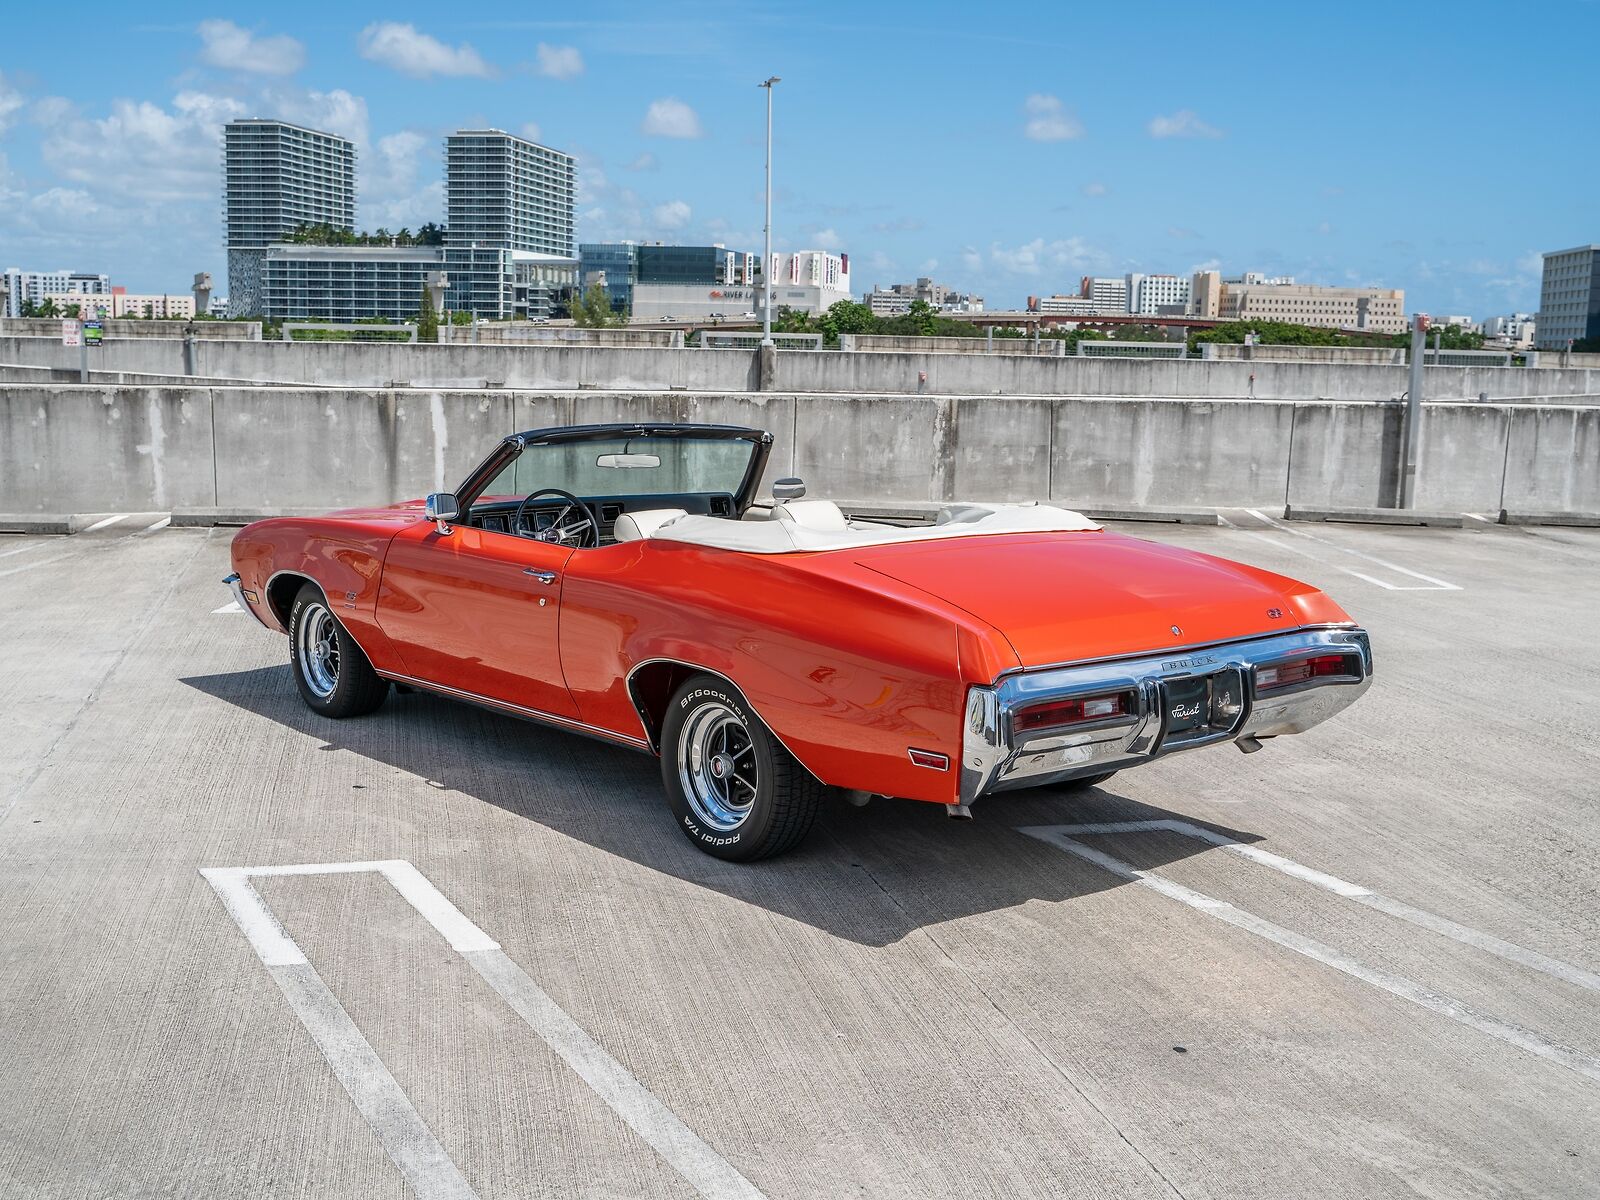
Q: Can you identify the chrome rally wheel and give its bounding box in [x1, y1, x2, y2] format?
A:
[295, 599, 341, 699]
[287, 582, 390, 719]
[677, 699, 760, 832]
[660, 674, 823, 861]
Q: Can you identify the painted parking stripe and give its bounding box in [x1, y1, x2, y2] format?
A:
[213, 600, 244, 613]
[202, 860, 767, 1200]
[79, 513, 131, 533]
[138, 516, 172, 534]
[1032, 821, 1600, 995]
[1019, 827, 1600, 1086]
[1244, 508, 1461, 591]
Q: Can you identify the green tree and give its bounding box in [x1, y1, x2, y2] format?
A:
[815, 299, 876, 346]
[416, 284, 439, 343]
[37, 297, 59, 318]
[572, 282, 622, 328]
[19, 299, 37, 318]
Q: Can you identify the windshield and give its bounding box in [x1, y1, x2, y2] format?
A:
[477, 434, 757, 502]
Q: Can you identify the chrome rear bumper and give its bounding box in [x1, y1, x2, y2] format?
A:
[961, 627, 1372, 803]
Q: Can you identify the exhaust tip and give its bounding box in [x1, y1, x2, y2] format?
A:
[1236, 735, 1264, 754]
[945, 803, 973, 820]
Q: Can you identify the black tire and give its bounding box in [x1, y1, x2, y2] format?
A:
[660, 674, 823, 861]
[287, 582, 389, 719]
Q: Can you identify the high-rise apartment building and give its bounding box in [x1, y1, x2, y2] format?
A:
[1536, 245, 1600, 349]
[223, 119, 356, 316]
[443, 130, 576, 317]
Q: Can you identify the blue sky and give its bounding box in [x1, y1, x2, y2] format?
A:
[1, 1, 1593, 315]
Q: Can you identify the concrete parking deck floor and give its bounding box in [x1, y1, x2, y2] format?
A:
[2, 515, 1598, 1199]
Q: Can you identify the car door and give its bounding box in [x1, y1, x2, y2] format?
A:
[376, 520, 579, 718]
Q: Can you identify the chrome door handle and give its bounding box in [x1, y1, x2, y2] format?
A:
[523, 568, 558, 584]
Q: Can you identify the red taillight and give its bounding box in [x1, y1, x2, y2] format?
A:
[1012, 690, 1135, 735]
[1255, 653, 1352, 692]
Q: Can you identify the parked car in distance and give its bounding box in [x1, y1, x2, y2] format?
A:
[225, 422, 1373, 861]
[741, 311, 758, 320]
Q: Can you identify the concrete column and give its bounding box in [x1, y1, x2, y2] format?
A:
[1400, 316, 1427, 508]
[758, 344, 778, 392]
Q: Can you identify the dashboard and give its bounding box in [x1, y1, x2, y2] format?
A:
[467, 491, 739, 544]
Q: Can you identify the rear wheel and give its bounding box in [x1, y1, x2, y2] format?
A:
[288, 583, 389, 719]
[660, 675, 822, 861]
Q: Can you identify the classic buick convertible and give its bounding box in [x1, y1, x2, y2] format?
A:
[225, 422, 1372, 861]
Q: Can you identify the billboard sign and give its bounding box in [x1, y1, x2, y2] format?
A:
[84, 320, 104, 346]
[61, 319, 82, 348]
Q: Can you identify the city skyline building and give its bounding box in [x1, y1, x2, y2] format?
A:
[2, 268, 110, 318]
[579, 243, 758, 321]
[223, 119, 356, 317]
[1536, 245, 1600, 349]
[761, 250, 852, 318]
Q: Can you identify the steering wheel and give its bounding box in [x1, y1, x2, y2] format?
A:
[513, 488, 600, 548]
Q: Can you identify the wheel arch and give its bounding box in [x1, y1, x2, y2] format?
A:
[265, 569, 320, 630]
[624, 658, 826, 785]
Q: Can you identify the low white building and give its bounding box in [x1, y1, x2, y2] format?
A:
[1481, 312, 1535, 348]
[50, 292, 196, 319]
[759, 250, 852, 317]
[3, 268, 110, 317]
[1126, 272, 1191, 316]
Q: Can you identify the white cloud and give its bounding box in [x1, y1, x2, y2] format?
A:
[1167, 226, 1200, 240]
[625, 152, 658, 172]
[534, 43, 584, 80]
[971, 236, 1106, 277]
[1023, 93, 1084, 143]
[918, 258, 939, 274]
[520, 121, 542, 143]
[267, 87, 369, 146]
[808, 227, 841, 247]
[361, 130, 444, 230]
[0, 70, 24, 134]
[358, 22, 493, 79]
[641, 97, 703, 139]
[1081, 180, 1108, 197]
[36, 90, 247, 203]
[652, 199, 691, 229]
[197, 20, 305, 76]
[1148, 109, 1222, 139]
[1315, 220, 1333, 235]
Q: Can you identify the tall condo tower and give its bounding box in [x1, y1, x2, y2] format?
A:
[223, 119, 355, 316]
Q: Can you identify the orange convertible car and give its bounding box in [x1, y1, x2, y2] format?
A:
[226, 421, 1372, 861]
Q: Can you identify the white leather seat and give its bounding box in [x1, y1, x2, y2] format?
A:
[770, 499, 850, 531]
[612, 507, 687, 543]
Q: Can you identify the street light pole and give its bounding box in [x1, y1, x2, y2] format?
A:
[759, 76, 780, 348]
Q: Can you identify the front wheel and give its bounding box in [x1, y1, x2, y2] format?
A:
[288, 583, 390, 719]
[660, 675, 823, 861]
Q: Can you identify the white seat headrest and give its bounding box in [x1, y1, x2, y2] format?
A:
[612, 507, 688, 543]
[771, 499, 849, 531]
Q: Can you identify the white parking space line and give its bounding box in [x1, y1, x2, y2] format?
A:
[138, 516, 172, 534]
[79, 513, 131, 533]
[202, 860, 767, 1200]
[212, 600, 243, 613]
[1244, 508, 1462, 591]
[0, 541, 49, 558]
[1032, 821, 1600, 995]
[1019, 826, 1600, 1086]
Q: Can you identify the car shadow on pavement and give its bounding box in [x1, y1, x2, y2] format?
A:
[183, 666, 1264, 948]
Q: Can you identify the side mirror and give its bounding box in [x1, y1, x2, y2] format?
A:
[772, 477, 806, 501]
[425, 492, 459, 533]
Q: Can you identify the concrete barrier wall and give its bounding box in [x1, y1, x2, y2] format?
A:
[846, 334, 1065, 356]
[1202, 343, 1406, 365]
[0, 318, 262, 340]
[3, 336, 1600, 402]
[4, 384, 1596, 517]
[438, 325, 684, 347]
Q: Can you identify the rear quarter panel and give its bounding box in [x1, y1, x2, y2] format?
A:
[561, 540, 1021, 804]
